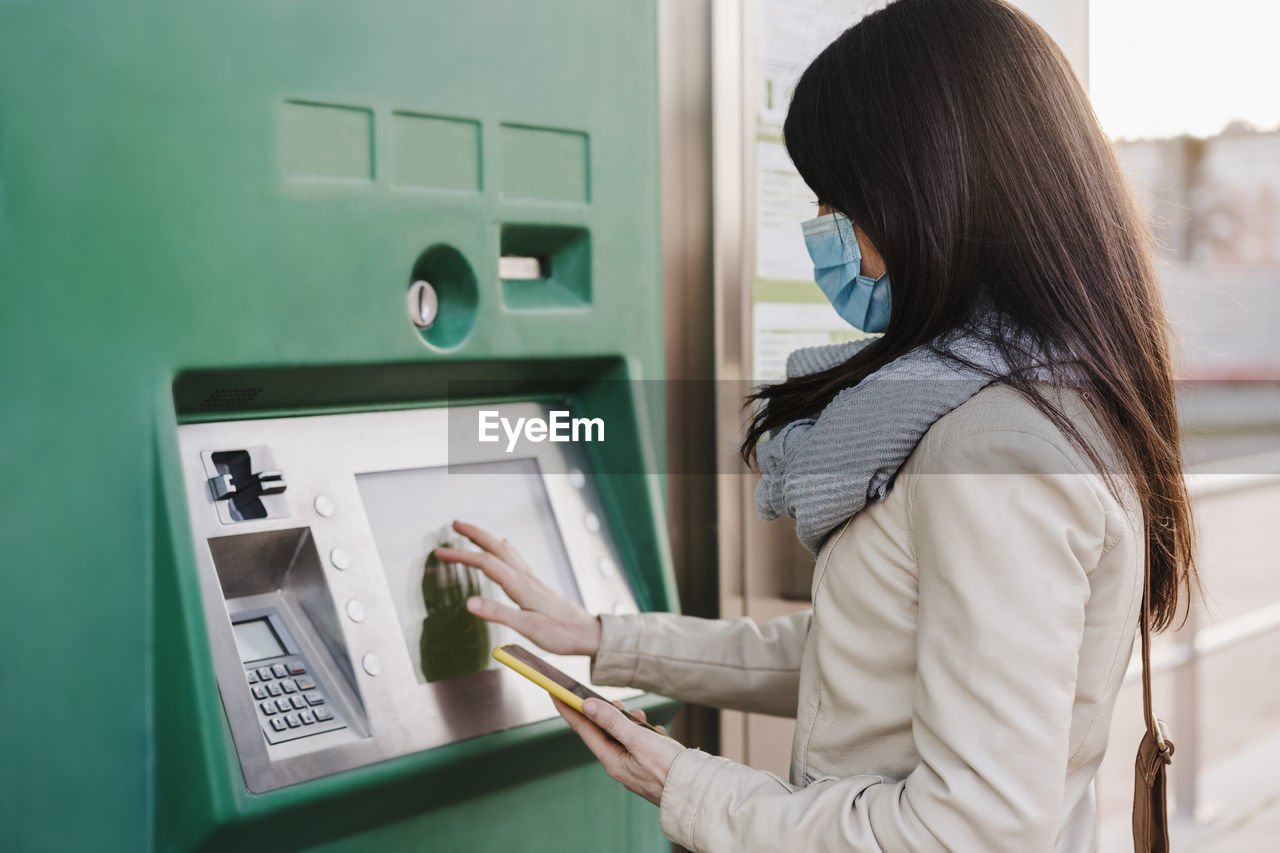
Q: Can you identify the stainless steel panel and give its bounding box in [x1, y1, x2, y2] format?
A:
[178, 403, 641, 792]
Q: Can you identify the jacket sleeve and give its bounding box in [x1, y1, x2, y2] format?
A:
[589, 610, 811, 717]
[656, 430, 1105, 852]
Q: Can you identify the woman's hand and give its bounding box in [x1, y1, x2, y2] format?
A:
[436, 520, 603, 657]
[552, 696, 685, 807]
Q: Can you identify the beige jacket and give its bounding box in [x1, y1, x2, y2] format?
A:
[590, 384, 1144, 852]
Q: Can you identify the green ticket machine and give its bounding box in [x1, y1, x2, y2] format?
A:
[0, 1, 679, 850]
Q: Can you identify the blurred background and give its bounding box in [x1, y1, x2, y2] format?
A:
[661, 1, 1280, 851]
[1092, 2, 1280, 850]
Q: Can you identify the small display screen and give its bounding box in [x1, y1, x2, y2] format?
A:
[233, 618, 285, 663]
[356, 457, 584, 685]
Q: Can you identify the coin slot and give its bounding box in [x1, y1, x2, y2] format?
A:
[408, 245, 479, 350]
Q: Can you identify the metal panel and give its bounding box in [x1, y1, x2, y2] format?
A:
[178, 404, 641, 793]
[657, 0, 721, 767]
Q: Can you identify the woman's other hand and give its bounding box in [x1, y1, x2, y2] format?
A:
[435, 519, 603, 657]
[552, 697, 684, 807]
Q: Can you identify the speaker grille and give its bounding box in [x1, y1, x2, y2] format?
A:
[200, 387, 262, 409]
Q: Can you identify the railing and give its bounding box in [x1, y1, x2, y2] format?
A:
[1122, 451, 1280, 820]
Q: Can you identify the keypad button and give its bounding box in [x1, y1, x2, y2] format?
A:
[260, 701, 277, 715]
[299, 710, 316, 725]
[275, 698, 292, 713]
[288, 663, 306, 675]
[272, 664, 288, 678]
[290, 695, 306, 710]
[284, 713, 301, 728]
[258, 667, 274, 681]
[305, 693, 325, 706]
[267, 682, 283, 697]
[295, 677, 316, 691]
[252, 685, 269, 700]
[280, 678, 298, 694]
[314, 707, 334, 722]
[270, 718, 287, 732]
[246, 670, 259, 684]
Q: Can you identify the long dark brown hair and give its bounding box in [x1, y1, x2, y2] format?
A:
[742, 0, 1196, 630]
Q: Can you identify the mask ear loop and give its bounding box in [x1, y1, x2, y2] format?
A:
[830, 211, 862, 273]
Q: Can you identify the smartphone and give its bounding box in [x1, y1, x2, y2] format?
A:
[492, 643, 667, 737]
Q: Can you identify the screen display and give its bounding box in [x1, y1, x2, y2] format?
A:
[356, 457, 583, 685]
[233, 618, 286, 663]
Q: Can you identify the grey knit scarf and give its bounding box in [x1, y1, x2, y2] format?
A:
[755, 322, 1060, 554]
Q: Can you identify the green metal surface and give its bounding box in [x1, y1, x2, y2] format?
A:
[0, 1, 675, 850]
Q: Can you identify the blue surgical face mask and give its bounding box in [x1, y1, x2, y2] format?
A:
[801, 212, 891, 333]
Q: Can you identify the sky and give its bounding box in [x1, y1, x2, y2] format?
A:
[1089, 0, 1280, 140]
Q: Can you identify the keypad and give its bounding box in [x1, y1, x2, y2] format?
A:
[243, 655, 344, 744]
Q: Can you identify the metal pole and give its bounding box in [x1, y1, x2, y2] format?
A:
[1173, 604, 1201, 820]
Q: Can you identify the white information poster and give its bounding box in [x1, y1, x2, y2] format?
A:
[750, 0, 1086, 381]
[752, 0, 872, 381]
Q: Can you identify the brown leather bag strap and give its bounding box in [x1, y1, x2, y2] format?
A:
[1133, 541, 1174, 852]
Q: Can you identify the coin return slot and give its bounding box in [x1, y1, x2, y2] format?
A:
[499, 224, 590, 310]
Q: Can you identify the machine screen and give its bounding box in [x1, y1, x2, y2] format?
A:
[233, 618, 285, 663]
[356, 457, 584, 684]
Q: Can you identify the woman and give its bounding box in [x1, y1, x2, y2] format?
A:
[435, 0, 1196, 849]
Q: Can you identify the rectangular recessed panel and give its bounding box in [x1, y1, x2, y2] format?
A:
[500, 224, 590, 309]
[499, 124, 589, 203]
[391, 112, 481, 191]
[282, 101, 373, 181]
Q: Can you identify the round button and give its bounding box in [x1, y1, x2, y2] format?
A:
[583, 512, 600, 533]
[361, 653, 382, 676]
[313, 495, 335, 518]
[346, 599, 365, 623]
[568, 468, 586, 489]
[598, 556, 617, 578]
[330, 547, 351, 570]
